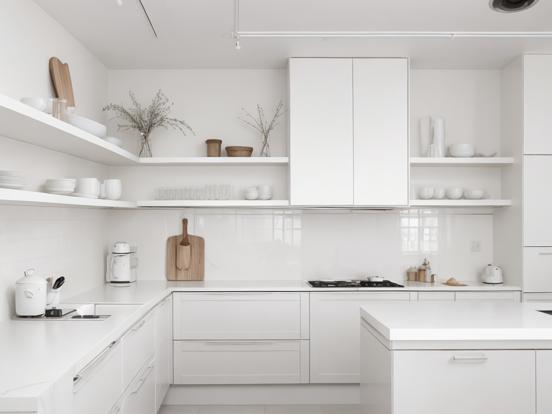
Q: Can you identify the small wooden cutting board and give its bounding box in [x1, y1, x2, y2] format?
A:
[49, 57, 75, 107]
[166, 219, 205, 281]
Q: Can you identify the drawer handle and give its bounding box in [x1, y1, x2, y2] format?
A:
[130, 319, 146, 333]
[74, 340, 118, 387]
[452, 354, 488, 362]
[538, 252, 552, 256]
[130, 365, 154, 394]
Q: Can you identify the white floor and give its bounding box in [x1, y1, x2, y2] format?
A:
[160, 405, 360, 414]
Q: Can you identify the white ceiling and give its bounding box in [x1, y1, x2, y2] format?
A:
[34, 0, 552, 69]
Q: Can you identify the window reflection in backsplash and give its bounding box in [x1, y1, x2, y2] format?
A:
[401, 209, 439, 253]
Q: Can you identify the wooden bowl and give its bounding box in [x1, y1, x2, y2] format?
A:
[225, 146, 253, 157]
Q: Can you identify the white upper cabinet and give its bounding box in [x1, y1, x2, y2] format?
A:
[289, 58, 354, 206]
[289, 58, 409, 207]
[353, 58, 409, 206]
[524, 156, 552, 246]
[524, 55, 552, 154]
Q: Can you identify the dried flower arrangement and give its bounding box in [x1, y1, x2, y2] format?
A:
[103, 90, 194, 157]
[239, 101, 284, 157]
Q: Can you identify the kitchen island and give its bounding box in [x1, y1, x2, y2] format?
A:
[360, 302, 552, 414]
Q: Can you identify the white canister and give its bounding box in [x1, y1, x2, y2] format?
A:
[15, 269, 47, 317]
[257, 184, 273, 200]
[245, 187, 259, 200]
[102, 179, 122, 200]
[431, 117, 446, 157]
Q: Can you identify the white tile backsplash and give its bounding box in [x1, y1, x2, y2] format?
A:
[107, 209, 493, 284]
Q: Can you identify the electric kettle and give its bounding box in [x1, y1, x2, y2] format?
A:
[15, 268, 47, 317]
[106, 242, 138, 284]
[481, 264, 504, 285]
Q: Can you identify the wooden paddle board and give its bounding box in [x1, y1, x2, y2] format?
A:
[166, 219, 204, 281]
[49, 57, 75, 107]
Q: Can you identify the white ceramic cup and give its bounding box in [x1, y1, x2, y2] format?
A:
[418, 186, 434, 200]
[257, 184, 273, 200]
[75, 178, 100, 198]
[245, 186, 259, 200]
[103, 179, 122, 200]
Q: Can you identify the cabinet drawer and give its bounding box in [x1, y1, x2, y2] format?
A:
[173, 340, 309, 384]
[394, 350, 535, 414]
[122, 314, 154, 387]
[417, 292, 455, 302]
[73, 340, 123, 414]
[173, 292, 307, 340]
[524, 247, 552, 292]
[455, 291, 521, 302]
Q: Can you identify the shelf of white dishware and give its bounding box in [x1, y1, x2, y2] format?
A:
[410, 157, 514, 166]
[410, 199, 512, 207]
[137, 199, 290, 208]
[0, 94, 138, 165]
[0, 189, 136, 208]
[138, 157, 289, 166]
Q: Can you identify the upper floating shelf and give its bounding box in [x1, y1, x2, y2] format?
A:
[0, 94, 138, 165]
[410, 199, 512, 207]
[138, 157, 289, 166]
[410, 157, 514, 166]
[137, 200, 290, 208]
[0, 189, 136, 209]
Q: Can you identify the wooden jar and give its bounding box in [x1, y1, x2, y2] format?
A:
[205, 139, 222, 157]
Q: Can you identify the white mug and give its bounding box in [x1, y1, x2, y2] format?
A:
[75, 178, 100, 198]
[257, 184, 273, 200]
[103, 179, 122, 200]
[245, 186, 259, 200]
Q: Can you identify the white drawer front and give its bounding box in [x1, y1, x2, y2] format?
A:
[119, 360, 156, 414]
[524, 247, 552, 292]
[395, 350, 535, 414]
[417, 292, 455, 302]
[173, 292, 306, 340]
[455, 291, 521, 302]
[122, 314, 154, 388]
[73, 340, 123, 414]
[173, 340, 309, 384]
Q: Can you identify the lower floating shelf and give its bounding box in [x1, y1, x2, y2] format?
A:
[137, 200, 290, 208]
[0, 189, 136, 208]
[409, 199, 512, 207]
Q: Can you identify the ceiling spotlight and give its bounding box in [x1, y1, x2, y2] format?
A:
[490, 0, 539, 12]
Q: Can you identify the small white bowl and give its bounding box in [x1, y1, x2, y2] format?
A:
[418, 187, 434, 200]
[433, 188, 446, 199]
[20, 97, 48, 112]
[446, 187, 464, 199]
[449, 143, 475, 158]
[464, 189, 486, 200]
[66, 113, 107, 137]
[105, 136, 123, 147]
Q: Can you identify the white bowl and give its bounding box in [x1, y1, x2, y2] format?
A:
[45, 178, 76, 187]
[66, 114, 107, 138]
[105, 136, 123, 147]
[449, 143, 475, 158]
[446, 187, 464, 199]
[418, 187, 434, 200]
[0, 170, 21, 177]
[20, 97, 48, 112]
[464, 189, 486, 200]
[433, 188, 446, 199]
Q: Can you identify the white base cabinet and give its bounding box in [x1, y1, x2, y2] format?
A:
[154, 295, 172, 411]
[111, 359, 156, 414]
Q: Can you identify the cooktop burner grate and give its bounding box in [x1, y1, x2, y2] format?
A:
[308, 280, 404, 288]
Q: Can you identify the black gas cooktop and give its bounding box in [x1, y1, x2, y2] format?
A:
[308, 280, 404, 288]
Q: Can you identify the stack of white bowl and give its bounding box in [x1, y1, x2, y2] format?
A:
[0, 171, 25, 189]
[43, 178, 76, 195]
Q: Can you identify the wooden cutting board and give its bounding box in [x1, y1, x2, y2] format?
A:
[166, 219, 205, 281]
[49, 57, 75, 107]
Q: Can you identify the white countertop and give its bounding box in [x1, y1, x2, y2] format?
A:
[0, 279, 522, 411]
[361, 302, 552, 350]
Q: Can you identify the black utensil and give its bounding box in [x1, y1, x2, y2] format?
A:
[52, 276, 65, 290]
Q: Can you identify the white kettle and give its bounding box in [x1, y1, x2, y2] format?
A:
[106, 242, 138, 284]
[481, 264, 504, 285]
[15, 268, 47, 317]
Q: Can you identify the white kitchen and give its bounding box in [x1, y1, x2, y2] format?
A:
[1, 1, 552, 413]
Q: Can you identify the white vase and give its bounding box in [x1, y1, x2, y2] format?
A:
[431, 117, 446, 158]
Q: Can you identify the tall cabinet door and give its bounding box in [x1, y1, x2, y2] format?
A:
[524, 55, 552, 154]
[524, 156, 552, 246]
[353, 58, 409, 206]
[289, 58, 354, 206]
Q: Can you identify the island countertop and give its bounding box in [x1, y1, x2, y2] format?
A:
[361, 302, 552, 350]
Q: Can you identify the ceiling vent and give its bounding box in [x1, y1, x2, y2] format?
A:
[490, 0, 539, 12]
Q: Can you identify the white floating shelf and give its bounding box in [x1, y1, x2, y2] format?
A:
[0, 189, 136, 208]
[137, 200, 290, 208]
[138, 157, 289, 166]
[410, 199, 512, 207]
[0, 94, 138, 165]
[410, 157, 514, 166]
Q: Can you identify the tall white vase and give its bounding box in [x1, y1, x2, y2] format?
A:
[431, 117, 446, 157]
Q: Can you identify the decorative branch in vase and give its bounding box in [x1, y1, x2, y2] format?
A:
[103, 90, 194, 157]
[239, 101, 284, 157]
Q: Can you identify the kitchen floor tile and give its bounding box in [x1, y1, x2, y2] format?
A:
[264, 405, 321, 414]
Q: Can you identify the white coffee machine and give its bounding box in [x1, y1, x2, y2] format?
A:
[106, 242, 138, 284]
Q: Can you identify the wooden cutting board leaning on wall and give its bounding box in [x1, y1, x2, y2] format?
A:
[166, 218, 205, 281]
[49, 57, 75, 107]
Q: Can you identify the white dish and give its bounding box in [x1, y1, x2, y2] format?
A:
[20, 97, 48, 112]
[464, 189, 486, 200]
[418, 187, 434, 200]
[446, 187, 464, 200]
[449, 143, 475, 158]
[0, 182, 24, 190]
[66, 114, 107, 138]
[105, 136, 123, 147]
[433, 188, 446, 199]
[72, 192, 99, 199]
[44, 189, 74, 195]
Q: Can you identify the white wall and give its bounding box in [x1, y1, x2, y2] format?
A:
[0, 0, 109, 321]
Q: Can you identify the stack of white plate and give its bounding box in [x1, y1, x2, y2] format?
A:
[0, 171, 25, 189]
[44, 178, 76, 195]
